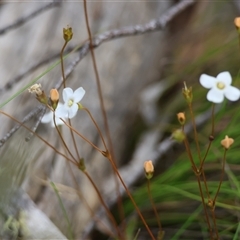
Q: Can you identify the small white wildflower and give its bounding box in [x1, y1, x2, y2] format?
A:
[41, 103, 65, 127]
[55, 87, 85, 119]
[199, 71, 240, 103]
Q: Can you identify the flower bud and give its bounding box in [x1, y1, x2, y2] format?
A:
[221, 135, 234, 150]
[144, 160, 154, 179]
[177, 112, 186, 125]
[182, 82, 193, 104]
[63, 26, 73, 42]
[207, 199, 215, 210]
[234, 17, 240, 30]
[78, 158, 86, 171]
[50, 89, 59, 110]
[50, 89, 59, 102]
[172, 129, 185, 142]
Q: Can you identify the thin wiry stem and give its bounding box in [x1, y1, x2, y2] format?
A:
[59, 37, 81, 162]
[60, 41, 68, 88]
[213, 150, 227, 204]
[200, 104, 215, 200]
[82, 0, 126, 230]
[211, 104, 215, 136]
[106, 153, 156, 240]
[53, 113, 78, 164]
[69, 118, 82, 161]
[60, 118, 103, 153]
[210, 209, 219, 239]
[209, 142, 224, 240]
[82, 107, 107, 151]
[146, 180, 162, 233]
[196, 177, 213, 238]
[182, 126, 212, 237]
[182, 126, 197, 172]
[188, 103, 202, 163]
[200, 104, 215, 169]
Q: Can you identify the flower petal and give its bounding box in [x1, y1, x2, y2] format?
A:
[216, 71, 232, 85]
[207, 88, 224, 103]
[73, 87, 85, 103]
[55, 105, 68, 118]
[199, 74, 216, 89]
[68, 103, 78, 119]
[41, 112, 52, 123]
[224, 86, 240, 101]
[63, 88, 74, 102]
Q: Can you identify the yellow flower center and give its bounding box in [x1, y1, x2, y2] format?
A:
[216, 81, 225, 90]
[68, 99, 74, 107]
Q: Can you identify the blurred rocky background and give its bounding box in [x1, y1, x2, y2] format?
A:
[0, 1, 239, 239]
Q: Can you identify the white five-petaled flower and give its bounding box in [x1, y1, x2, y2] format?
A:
[199, 71, 240, 103]
[41, 103, 65, 127]
[55, 87, 85, 119]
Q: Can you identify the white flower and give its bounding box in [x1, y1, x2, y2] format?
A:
[41, 103, 65, 127]
[199, 71, 240, 103]
[55, 87, 85, 119]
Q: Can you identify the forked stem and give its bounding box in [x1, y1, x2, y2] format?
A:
[182, 125, 212, 238]
[53, 113, 78, 164]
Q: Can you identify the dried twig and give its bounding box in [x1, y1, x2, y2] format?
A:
[0, 2, 60, 35]
[0, 105, 45, 147]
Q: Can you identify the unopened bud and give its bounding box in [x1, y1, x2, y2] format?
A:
[207, 199, 215, 210]
[63, 26, 73, 42]
[50, 89, 59, 102]
[182, 82, 193, 104]
[221, 135, 234, 150]
[78, 158, 86, 171]
[50, 89, 59, 110]
[234, 17, 240, 30]
[144, 160, 154, 179]
[177, 112, 186, 125]
[172, 129, 185, 142]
